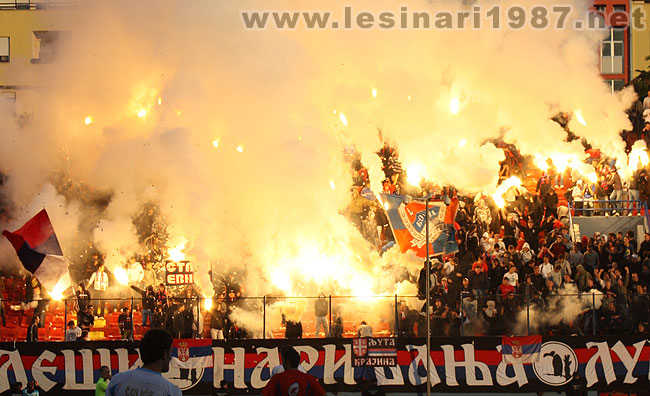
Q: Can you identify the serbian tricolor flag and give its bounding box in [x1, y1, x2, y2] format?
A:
[501, 335, 542, 364]
[381, 193, 459, 258]
[171, 338, 212, 369]
[2, 209, 70, 292]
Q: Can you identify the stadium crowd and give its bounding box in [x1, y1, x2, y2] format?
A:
[0, 112, 650, 341]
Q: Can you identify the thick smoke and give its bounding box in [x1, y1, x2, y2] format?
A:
[0, 0, 635, 332]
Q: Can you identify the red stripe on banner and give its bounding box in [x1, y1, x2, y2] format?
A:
[11, 210, 55, 250]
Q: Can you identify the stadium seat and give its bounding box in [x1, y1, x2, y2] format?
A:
[6, 318, 18, 328]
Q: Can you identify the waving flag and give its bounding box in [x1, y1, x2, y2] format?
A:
[381, 194, 459, 258]
[171, 338, 213, 369]
[501, 335, 542, 364]
[2, 209, 69, 292]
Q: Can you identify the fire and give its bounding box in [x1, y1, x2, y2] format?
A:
[492, 176, 522, 209]
[137, 109, 147, 118]
[168, 242, 186, 262]
[114, 267, 129, 285]
[84, 116, 93, 125]
[204, 296, 213, 311]
[406, 164, 423, 186]
[629, 145, 649, 171]
[449, 97, 460, 114]
[459, 139, 467, 147]
[586, 172, 598, 183]
[236, 145, 244, 153]
[50, 279, 67, 301]
[372, 88, 377, 98]
[408, 95, 412, 101]
[329, 180, 336, 190]
[212, 139, 219, 148]
[157, 97, 162, 106]
[533, 154, 548, 171]
[575, 110, 587, 126]
[339, 112, 348, 126]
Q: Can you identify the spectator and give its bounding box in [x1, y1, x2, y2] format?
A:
[21, 381, 39, 396]
[503, 266, 519, 287]
[314, 294, 329, 338]
[118, 307, 133, 341]
[261, 346, 325, 396]
[95, 365, 111, 396]
[540, 256, 554, 279]
[172, 305, 186, 339]
[105, 329, 181, 396]
[65, 320, 82, 341]
[357, 321, 373, 338]
[26, 316, 39, 342]
[130, 285, 156, 327]
[75, 283, 91, 313]
[87, 264, 109, 317]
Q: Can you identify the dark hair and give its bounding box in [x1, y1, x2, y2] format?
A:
[139, 329, 173, 365]
[67, 320, 75, 327]
[280, 346, 300, 368]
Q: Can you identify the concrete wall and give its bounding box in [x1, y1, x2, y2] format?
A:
[632, 2, 650, 78]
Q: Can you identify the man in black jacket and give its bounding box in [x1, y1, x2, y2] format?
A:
[26, 316, 39, 342]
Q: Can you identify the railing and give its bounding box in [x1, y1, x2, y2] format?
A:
[567, 199, 650, 241]
[0, 290, 640, 341]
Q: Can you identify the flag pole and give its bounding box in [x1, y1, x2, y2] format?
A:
[425, 193, 431, 396]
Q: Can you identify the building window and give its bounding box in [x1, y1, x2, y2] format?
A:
[613, 4, 626, 12]
[0, 37, 8, 63]
[604, 79, 625, 92]
[31, 31, 69, 64]
[595, 4, 606, 12]
[601, 27, 624, 74]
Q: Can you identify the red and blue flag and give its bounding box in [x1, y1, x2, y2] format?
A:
[171, 338, 213, 369]
[381, 194, 459, 258]
[501, 335, 542, 364]
[2, 209, 69, 292]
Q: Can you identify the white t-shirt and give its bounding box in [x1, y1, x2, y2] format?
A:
[504, 272, 519, 286]
[106, 367, 182, 396]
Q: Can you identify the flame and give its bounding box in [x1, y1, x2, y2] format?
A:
[575, 110, 587, 126]
[492, 176, 522, 209]
[533, 154, 548, 171]
[204, 296, 213, 311]
[372, 88, 377, 98]
[459, 139, 467, 147]
[629, 146, 649, 171]
[449, 97, 460, 114]
[114, 267, 129, 285]
[408, 95, 412, 101]
[212, 139, 219, 148]
[236, 145, 244, 153]
[137, 109, 147, 118]
[339, 112, 348, 126]
[157, 97, 162, 106]
[50, 279, 67, 301]
[586, 172, 598, 183]
[383, 202, 389, 210]
[84, 116, 93, 125]
[168, 242, 186, 262]
[406, 164, 423, 186]
[329, 180, 336, 189]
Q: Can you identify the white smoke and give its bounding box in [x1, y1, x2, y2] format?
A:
[0, 0, 636, 339]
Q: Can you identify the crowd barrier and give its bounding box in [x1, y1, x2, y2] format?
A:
[0, 290, 631, 342]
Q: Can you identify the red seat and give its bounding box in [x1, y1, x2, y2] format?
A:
[104, 326, 121, 340]
[16, 327, 27, 341]
[6, 318, 18, 328]
[0, 327, 16, 342]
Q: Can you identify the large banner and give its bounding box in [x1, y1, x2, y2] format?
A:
[381, 194, 459, 257]
[1, 336, 650, 394]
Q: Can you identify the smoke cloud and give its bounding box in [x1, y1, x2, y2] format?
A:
[0, 0, 634, 333]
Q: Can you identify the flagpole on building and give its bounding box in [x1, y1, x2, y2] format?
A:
[425, 193, 431, 396]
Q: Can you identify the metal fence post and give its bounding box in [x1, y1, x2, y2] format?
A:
[263, 296, 266, 340]
[328, 295, 332, 336]
[526, 293, 530, 336]
[592, 292, 596, 336]
[394, 294, 399, 337]
[64, 298, 67, 336]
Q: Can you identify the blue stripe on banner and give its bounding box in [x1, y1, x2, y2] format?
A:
[172, 346, 212, 358]
[17, 243, 45, 274]
[34, 233, 63, 256]
[501, 343, 541, 355]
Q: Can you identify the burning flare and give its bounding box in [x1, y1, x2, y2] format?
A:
[168, 242, 186, 262]
[84, 116, 93, 125]
[492, 176, 522, 208]
[575, 110, 587, 126]
[449, 97, 460, 114]
[137, 109, 147, 118]
[113, 267, 129, 285]
[339, 112, 348, 126]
